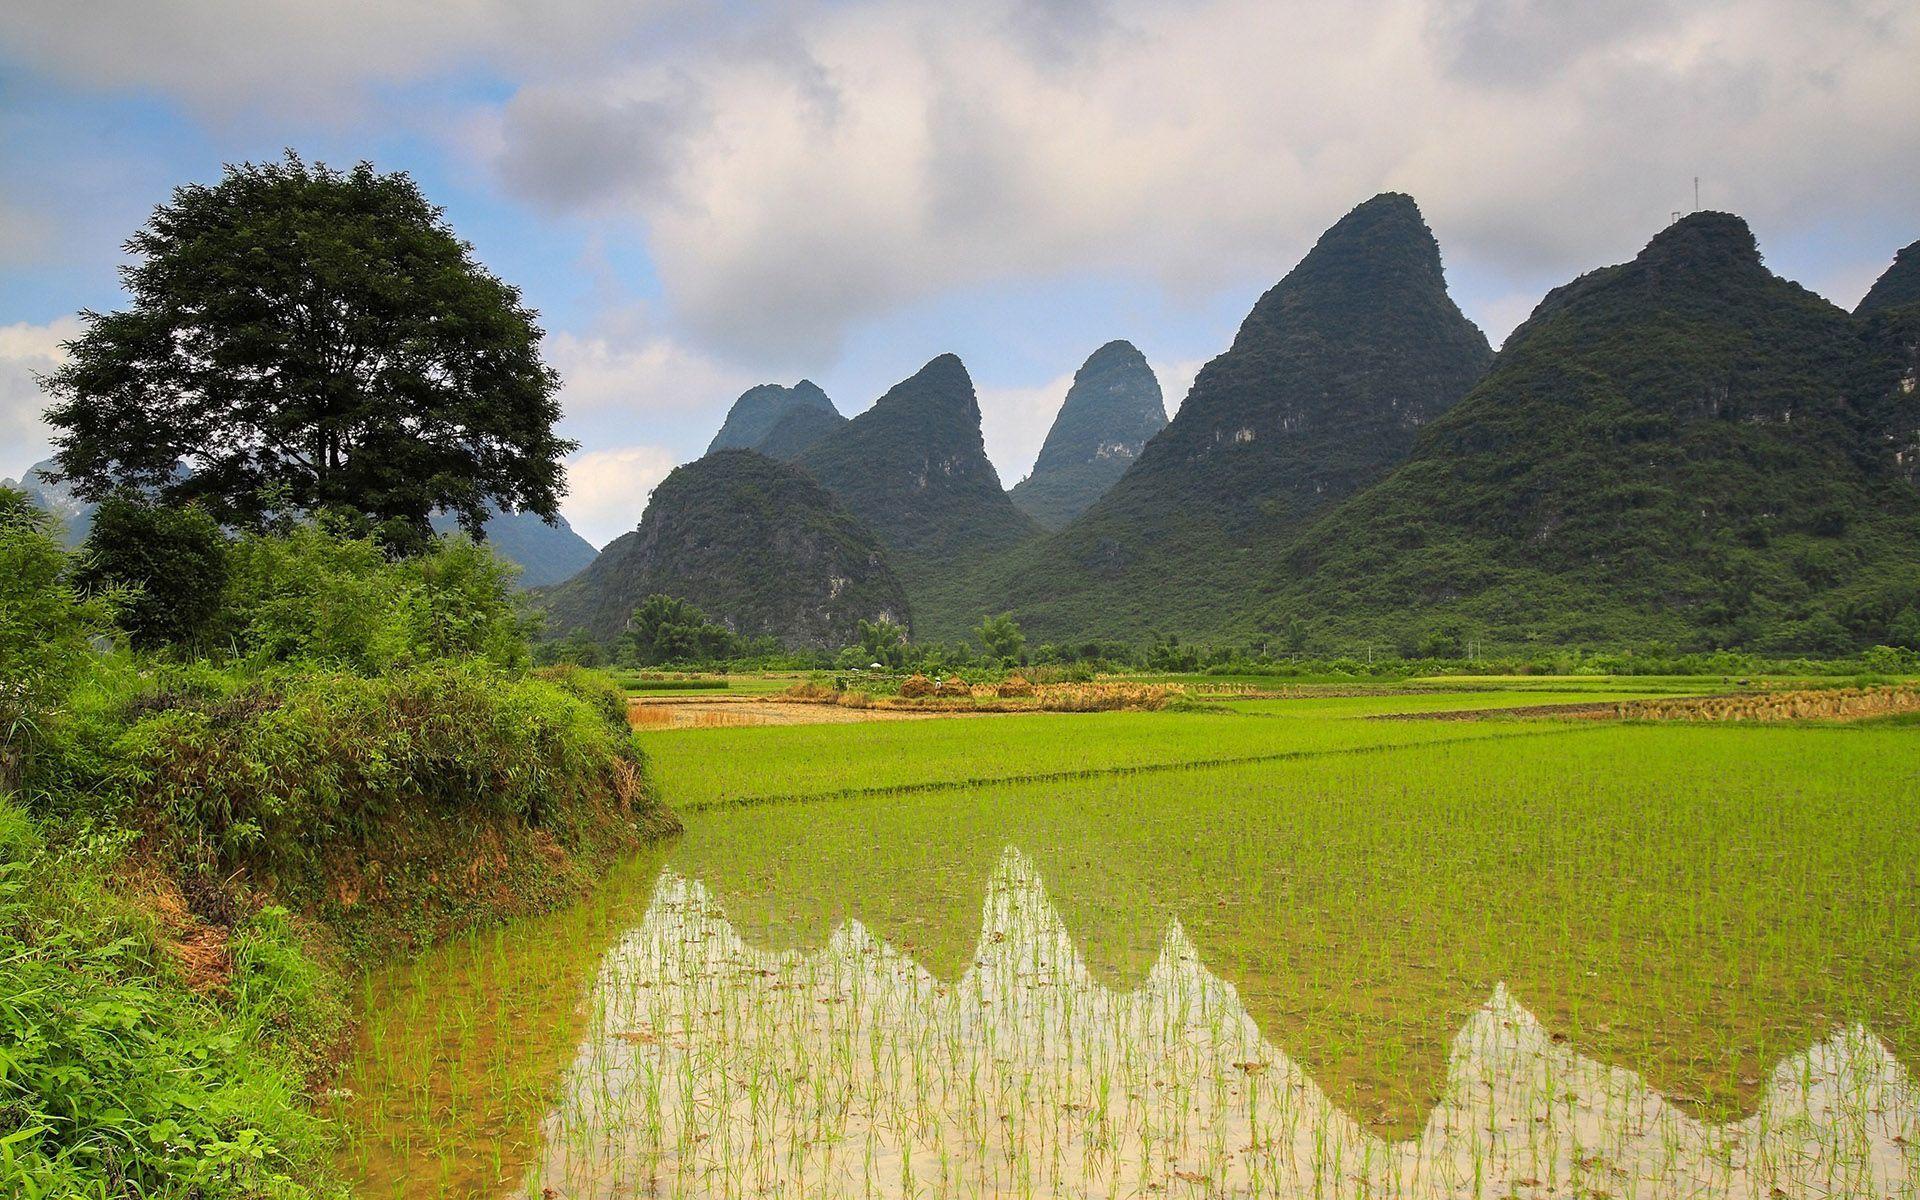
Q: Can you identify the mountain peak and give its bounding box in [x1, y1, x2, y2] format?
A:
[796, 354, 1037, 599]
[1011, 341, 1168, 530]
[1858, 240, 1920, 316]
[1636, 211, 1762, 273]
[870, 353, 977, 421]
[707, 381, 843, 456]
[538, 448, 909, 647]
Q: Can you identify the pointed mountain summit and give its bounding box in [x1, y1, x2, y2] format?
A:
[1856, 240, 1920, 316]
[923, 193, 1491, 639]
[1009, 341, 1167, 530]
[706, 381, 846, 457]
[539, 449, 908, 647]
[1268, 211, 1920, 650]
[796, 354, 1040, 606]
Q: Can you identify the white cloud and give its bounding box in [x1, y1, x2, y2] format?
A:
[1154, 358, 1207, 421]
[0, 317, 78, 483]
[482, 0, 1920, 362]
[0, 0, 694, 116]
[978, 369, 1077, 487]
[561, 444, 679, 547]
[548, 327, 750, 418]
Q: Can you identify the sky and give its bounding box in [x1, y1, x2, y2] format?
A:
[2, 0, 1917, 547]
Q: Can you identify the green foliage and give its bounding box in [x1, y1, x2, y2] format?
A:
[41, 151, 573, 540]
[856, 617, 911, 668]
[0, 801, 331, 1198]
[974, 612, 1027, 664]
[620, 594, 745, 667]
[113, 663, 642, 903]
[75, 496, 231, 652]
[0, 490, 115, 792]
[222, 523, 532, 672]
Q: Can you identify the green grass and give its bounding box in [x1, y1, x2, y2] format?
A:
[638, 704, 1578, 809]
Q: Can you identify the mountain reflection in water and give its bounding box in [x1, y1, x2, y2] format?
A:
[526, 848, 1915, 1199]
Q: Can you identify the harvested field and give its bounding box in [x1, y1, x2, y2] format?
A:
[1612, 684, 1920, 722]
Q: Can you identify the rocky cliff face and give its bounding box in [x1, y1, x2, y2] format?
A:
[1009, 340, 1167, 530]
[1856, 239, 1920, 487]
[538, 449, 909, 647]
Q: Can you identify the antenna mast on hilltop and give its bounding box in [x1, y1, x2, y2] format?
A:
[1694, 176, 1700, 211]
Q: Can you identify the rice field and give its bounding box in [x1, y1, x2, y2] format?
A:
[334, 680, 1920, 1198]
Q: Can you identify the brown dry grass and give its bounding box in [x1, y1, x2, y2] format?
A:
[774, 679, 1186, 715]
[1611, 684, 1920, 723]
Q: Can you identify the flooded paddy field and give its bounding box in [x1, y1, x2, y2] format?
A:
[334, 684, 1920, 1198]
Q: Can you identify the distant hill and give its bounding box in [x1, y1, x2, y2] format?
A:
[428, 506, 596, 588]
[755, 404, 852, 462]
[1264, 212, 1920, 652]
[796, 354, 1040, 613]
[2, 459, 97, 545]
[1855, 239, 1920, 489]
[537, 449, 909, 647]
[5, 455, 594, 587]
[926, 192, 1491, 640]
[706, 381, 846, 457]
[1009, 340, 1167, 530]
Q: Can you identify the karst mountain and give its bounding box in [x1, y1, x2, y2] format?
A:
[925, 192, 1492, 639]
[1008, 340, 1168, 531]
[538, 449, 909, 647]
[1264, 212, 1920, 650]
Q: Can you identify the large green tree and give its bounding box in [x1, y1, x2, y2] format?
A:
[42, 153, 574, 541]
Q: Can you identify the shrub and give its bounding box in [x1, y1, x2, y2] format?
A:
[0, 799, 331, 1198]
[221, 523, 531, 672]
[112, 663, 655, 920]
[75, 496, 231, 651]
[0, 489, 114, 793]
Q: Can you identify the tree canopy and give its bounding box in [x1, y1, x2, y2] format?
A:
[42, 152, 574, 542]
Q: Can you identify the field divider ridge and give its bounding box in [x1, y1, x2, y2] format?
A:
[676, 721, 1609, 812]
